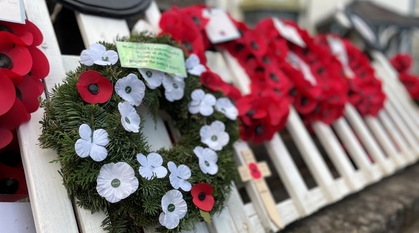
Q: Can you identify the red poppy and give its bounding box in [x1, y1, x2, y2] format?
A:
[200, 71, 242, 101]
[0, 32, 32, 76]
[390, 54, 412, 73]
[0, 98, 30, 131]
[0, 70, 16, 115]
[191, 183, 214, 212]
[27, 46, 50, 79]
[248, 163, 261, 179]
[15, 75, 44, 114]
[0, 128, 12, 149]
[76, 70, 113, 104]
[159, 6, 206, 63]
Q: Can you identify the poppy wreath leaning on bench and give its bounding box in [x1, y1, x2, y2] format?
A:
[39, 33, 239, 233]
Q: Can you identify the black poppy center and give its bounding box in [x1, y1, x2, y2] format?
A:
[198, 192, 206, 201]
[270, 73, 279, 82]
[262, 56, 270, 64]
[317, 68, 325, 74]
[183, 41, 193, 52]
[192, 16, 201, 27]
[0, 25, 12, 33]
[235, 43, 245, 52]
[15, 87, 22, 100]
[88, 84, 100, 95]
[289, 88, 297, 96]
[0, 53, 12, 69]
[301, 97, 308, 106]
[246, 109, 254, 117]
[250, 42, 259, 50]
[256, 125, 263, 135]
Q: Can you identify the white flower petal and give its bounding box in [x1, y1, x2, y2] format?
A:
[139, 69, 164, 89]
[89, 43, 107, 54]
[75, 139, 91, 158]
[153, 166, 168, 179]
[89, 144, 108, 162]
[118, 102, 141, 133]
[115, 73, 146, 106]
[199, 104, 214, 116]
[178, 180, 191, 192]
[160, 190, 187, 229]
[136, 153, 149, 167]
[188, 64, 206, 76]
[93, 129, 109, 147]
[215, 97, 238, 120]
[200, 121, 229, 151]
[79, 124, 92, 140]
[101, 50, 118, 65]
[148, 152, 163, 166]
[177, 165, 191, 180]
[80, 50, 96, 66]
[96, 162, 138, 203]
[203, 94, 216, 106]
[185, 54, 200, 70]
[191, 89, 205, 100]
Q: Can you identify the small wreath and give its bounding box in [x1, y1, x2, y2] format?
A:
[39, 34, 239, 232]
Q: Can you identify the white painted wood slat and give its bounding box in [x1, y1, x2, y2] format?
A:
[19, 0, 79, 232]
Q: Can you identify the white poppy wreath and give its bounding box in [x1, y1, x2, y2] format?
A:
[39, 34, 239, 233]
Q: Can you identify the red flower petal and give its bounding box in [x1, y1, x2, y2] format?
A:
[15, 75, 42, 113]
[0, 98, 30, 130]
[248, 163, 261, 179]
[76, 70, 113, 104]
[0, 21, 33, 45]
[0, 70, 16, 115]
[25, 20, 43, 46]
[0, 128, 13, 149]
[27, 46, 49, 79]
[191, 183, 214, 212]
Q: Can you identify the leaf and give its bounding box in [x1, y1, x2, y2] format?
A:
[200, 210, 212, 225]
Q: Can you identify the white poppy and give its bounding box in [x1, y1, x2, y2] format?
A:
[115, 73, 146, 106]
[185, 54, 206, 76]
[80, 43, 118, 66]
[168, 161, 191, 191]
[118, 102, 140, 133]
[159, 190, 187, 230]
[188, 89, 216, 116]
[96, 162, 139, 203]
[138, 68, 164, 89]
[215, 97, 238, 120]
[74, 124, 109, 162]
[200, 120, 230, 151]
[193, 146, 218, 175]
[163, 74, 185, 102]
[137, 152, 168, 180]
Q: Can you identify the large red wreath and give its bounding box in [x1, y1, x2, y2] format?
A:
[0, 20, 49, 149]
[390, 54, 419, 101]
[315, 35, 386, 117]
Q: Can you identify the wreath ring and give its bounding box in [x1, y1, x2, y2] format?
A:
[39, 33, 239, 232]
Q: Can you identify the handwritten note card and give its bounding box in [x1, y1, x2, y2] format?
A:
[116, 42, 187, 77]
[0, 0, 25, 24]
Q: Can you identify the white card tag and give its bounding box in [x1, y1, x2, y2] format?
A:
[272, 18, 306, 48]
[202, 8, 241, 44]
[0, 0, 26, 24]
[288, 52, 317, 85]
[327, 36, 355, 78]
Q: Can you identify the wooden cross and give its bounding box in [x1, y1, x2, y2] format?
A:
[237, 149, 283, 228]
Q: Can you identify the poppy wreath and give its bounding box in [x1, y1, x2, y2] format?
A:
[315, 35, 386, 116]
[160, 6, 291, 144]
[255, 19, 349, 125]
[390, 53, 419, 101]
[38, 34, 239, 233]
[0, 20, 49, 149]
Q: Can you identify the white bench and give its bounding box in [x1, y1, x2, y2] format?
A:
[17, 0, 419, 232]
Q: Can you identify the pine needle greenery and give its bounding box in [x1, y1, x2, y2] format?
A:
[39, 33, 239, 233]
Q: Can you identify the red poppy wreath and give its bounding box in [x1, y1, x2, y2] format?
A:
[39, 34, 240, 233]
[0, 19, 49, 149]
[390, 53, 419, 101]
[315, 35, 386, 117]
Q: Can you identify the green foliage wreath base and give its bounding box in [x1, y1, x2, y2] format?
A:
[39, 33, 239, 233]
